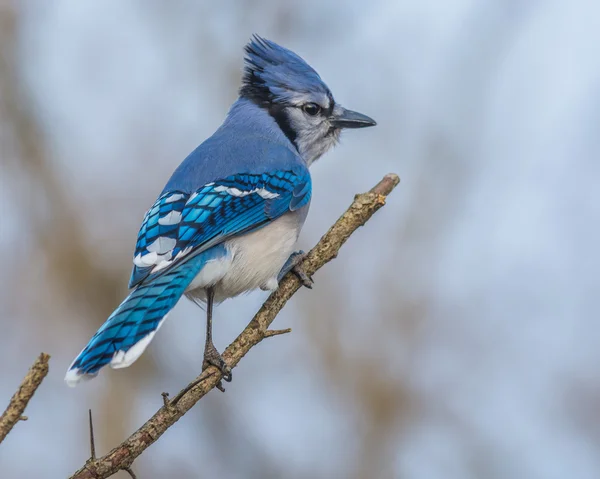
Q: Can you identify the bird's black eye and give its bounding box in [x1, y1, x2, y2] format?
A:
[302, 103, 321, 116]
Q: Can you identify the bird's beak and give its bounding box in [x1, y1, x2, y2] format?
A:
[330, 106, 377, 129]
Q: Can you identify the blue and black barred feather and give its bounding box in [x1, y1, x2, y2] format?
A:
[69, 249, 222, 376]
[67, 168, 311, 382]
[129, 168, 311, 288]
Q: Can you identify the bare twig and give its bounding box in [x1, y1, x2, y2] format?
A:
[0, 353, 50, 444]
[263, 328, 293, 338]
[69, 173, 400, 479]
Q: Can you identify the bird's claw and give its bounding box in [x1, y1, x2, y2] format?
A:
[289, 251, 313, 288]
[292, 264, 314, 289]
[203, 342, 232, 392]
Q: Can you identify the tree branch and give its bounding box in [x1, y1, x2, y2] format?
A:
[0, 352, 50, 444]
[69, 173, 400, 479]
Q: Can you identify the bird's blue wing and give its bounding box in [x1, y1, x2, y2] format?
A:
[129, 167, 311, 288]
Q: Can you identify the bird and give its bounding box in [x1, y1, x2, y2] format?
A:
[65, 35, 376, 387]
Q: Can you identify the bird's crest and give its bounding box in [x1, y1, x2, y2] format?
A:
[240, 35, 332, 106]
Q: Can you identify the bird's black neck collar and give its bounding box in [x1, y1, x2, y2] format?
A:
[240, 81, 298, 150]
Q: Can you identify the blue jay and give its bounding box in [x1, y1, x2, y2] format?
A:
[65, 35, 376, 387]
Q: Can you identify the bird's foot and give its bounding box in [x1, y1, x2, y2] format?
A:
[203, 341, 232, 392]
[289, 251, 313, 288]
[279, 250, 313, 288]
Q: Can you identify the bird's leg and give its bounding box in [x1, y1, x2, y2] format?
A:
[278, 250, 313, 288]
[202, 287, 232, 387]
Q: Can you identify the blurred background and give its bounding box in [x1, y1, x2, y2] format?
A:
[1, 1, 599, 478]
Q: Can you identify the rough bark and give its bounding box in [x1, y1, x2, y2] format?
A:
[0, 353, 50, 444]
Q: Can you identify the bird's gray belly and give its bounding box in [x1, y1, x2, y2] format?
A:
[185, 211, 304, 304]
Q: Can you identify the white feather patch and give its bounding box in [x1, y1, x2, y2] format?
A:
[174, 246, 193, 261]
[213, 185, 279, 200]
[64, 367, 96, 387]
[164, 193, 184, 203]
[158, 211, 182, 225]
[110, 314, 169, 369]
[151, 258, 173, 273]
[147, 237, 176, 254]
[133, 251, 158, 267]
[65, 348, 98, 387]
[220, 186, 243, 196]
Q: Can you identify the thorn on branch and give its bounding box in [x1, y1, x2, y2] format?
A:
[88, 409, 96, 461]
[19, 416, 28, 421]
[89, 408, 139, 478]
[161, 392, 170, 408]
[263, 328, 292, 338]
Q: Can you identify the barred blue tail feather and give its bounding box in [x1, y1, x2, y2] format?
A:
[65, 252, 215, 386]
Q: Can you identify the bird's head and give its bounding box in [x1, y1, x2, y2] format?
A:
[240, 35, 376, 165]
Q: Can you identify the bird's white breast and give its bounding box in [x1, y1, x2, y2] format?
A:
[185, 212, 301, 303]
